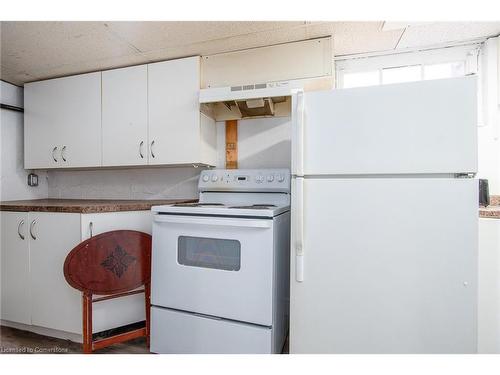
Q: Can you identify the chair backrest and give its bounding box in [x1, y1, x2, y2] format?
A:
[64, 230, 152, 295]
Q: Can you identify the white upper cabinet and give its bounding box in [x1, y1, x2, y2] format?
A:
[24, 57, 215, 169]
[102, 65, 148, 166]
[25, 72, 102, 169]
[149, 57, 216, 166]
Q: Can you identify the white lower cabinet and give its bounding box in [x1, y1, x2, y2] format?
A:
[80, 211, 152, 333]
[30, 212, 82, 333]
[0, 210, 152, 337]
[1, 212, 31, 324]
[478, 218, 500, 353]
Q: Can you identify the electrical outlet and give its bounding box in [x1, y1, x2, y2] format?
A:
[27, 173, 39, 187]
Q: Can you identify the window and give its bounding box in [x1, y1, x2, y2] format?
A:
[424, 62, 465, 80]
[343, 70, 379, 88]
[382, 65, 421, 84]
[336, 44, 477, 89]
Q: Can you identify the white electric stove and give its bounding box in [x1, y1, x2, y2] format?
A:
[150, 169, 291, 354]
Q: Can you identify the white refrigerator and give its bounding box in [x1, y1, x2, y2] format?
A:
[290, 76, 478, 353]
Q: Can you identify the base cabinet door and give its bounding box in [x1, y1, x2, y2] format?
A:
[81, 211, 151, 333]
[1, 212, 31, 324]
[30, 212, 82, 333]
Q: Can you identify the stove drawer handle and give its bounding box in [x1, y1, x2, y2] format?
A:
[153, 215, 271, 228]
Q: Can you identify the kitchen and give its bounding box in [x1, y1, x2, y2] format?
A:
[1, 3, 500, 373]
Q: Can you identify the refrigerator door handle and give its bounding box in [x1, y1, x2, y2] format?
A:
[295, 177, 305, 282]
[294, 90, 305, 177]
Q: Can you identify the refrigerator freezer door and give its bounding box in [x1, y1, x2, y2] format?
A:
[295, 76, 477, 176]
[290, 177, 478, 353]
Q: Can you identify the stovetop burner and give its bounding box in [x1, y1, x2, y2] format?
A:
[172, 203, 225, 207]
[228, 204, 277, 209]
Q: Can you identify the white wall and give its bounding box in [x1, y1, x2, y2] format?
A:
[478, 218, 500, 353]
[47, 167, 200, 200]
[0, 81, 48, 201]
[215, 117, 291, 169]
[478, 37, 500, 195]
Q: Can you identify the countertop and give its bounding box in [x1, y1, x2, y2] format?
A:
[479, 196, 500, 219]
[0, 198, 197, 214]
[2, 197, 498, 217]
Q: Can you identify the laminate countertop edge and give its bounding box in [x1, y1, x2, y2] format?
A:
[0, 199, 198, 214]
[479, 207, 500, 219]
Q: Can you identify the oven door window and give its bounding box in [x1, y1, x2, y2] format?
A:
[177, 236, 241, 271]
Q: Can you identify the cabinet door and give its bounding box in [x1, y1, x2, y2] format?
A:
[148, 56, 203, 165]
[24, 80, 63, 168]
[478, 218, 500, 353]
[80, 211, 151, 333]
[1, 212, 31, 324]
[102, 65, 148, 166]
[30, 212, 82, 333]
[24, 72, 102, 169]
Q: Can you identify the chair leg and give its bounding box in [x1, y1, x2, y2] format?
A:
[144, 282, 151, 348]
[82, 293, 93, 354]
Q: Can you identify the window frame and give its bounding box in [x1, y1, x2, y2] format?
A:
[335, 43, 480, 89]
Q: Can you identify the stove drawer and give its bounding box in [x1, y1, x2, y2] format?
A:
[150, 306, 272, 354]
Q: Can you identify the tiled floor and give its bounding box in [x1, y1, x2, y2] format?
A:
[0, 325, 289, 354]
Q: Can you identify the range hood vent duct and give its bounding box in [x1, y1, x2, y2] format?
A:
[236, 98, 275, 118]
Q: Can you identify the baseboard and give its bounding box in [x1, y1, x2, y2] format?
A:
[1, 320, 83, 343]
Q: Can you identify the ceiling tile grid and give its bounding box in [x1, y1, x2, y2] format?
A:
[1, 21, 500, 86]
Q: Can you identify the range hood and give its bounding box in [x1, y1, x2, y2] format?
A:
[199, 76, 333, 121]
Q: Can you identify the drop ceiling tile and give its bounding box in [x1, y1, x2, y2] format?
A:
[1, 21, 140, 82]
[326, 21, 404, 56]
[1, 64, 38, 86]
[105, 21, 305, 53]
[27, 53, 151, 83]
[140, 23, 314, 62]
[398, 22, 500, 48]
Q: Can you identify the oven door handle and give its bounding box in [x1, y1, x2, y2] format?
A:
[153, 215, 272, 229]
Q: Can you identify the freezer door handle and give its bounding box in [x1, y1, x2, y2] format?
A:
[294, 90, 305, 176]
[295, 177, 305, 282]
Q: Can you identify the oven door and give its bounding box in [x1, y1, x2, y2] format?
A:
[152, 214, 274, 326]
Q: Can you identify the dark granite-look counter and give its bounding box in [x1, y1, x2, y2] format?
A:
[479, 195, 500, 219]
[0, 198, 197, 214]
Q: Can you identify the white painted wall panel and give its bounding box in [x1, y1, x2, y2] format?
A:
[0, 82, 48, 201]
[47, 167, 200, 200]
[201, 37, 333, 88]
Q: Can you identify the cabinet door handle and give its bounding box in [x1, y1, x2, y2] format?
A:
[18, 220, 25, 240]
[52, 146, 58, 162]
[30, 219, 37, 240]
[150, 140, 155, 158]
[89, 222, 93, 238]
[139, 141, 144, 159]
[61, 146, 67, 162]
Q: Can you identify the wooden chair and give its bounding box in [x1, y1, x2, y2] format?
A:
[63, 230, 152, 354]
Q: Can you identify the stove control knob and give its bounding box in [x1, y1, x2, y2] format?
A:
[255, 175, 264, 183]
[202, 174, 210, 182]
[267, 174, 274, 182]
[211, 175, 218, 182]
[277, 174, 285, 182]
